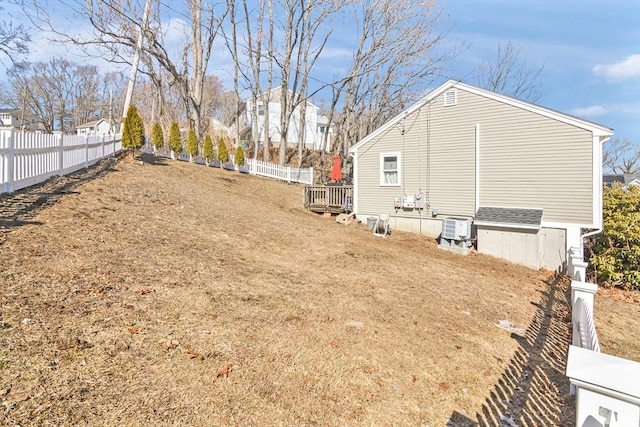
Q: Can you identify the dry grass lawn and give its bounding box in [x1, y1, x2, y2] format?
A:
[1, 154, 638, 426]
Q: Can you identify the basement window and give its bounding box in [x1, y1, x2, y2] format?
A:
[380, 152, 401, 186]
[444, 90, 457, 107]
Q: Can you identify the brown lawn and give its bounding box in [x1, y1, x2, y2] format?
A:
[0, 153, 638, 426]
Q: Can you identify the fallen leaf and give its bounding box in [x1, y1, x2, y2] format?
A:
[128, 326, 141, 335]
[187, 346, 205, 361]
[137, 286, 155, 296]
[438, 382, 450, 391]
[214, 364, 233, 380]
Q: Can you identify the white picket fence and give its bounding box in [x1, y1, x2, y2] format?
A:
[0, 129, 122, 194]
[566, 250, 640, 426]
[245, 158, 313, 185]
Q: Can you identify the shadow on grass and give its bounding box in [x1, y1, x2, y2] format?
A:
[449, 274, 575, 426]
[0, 157, 119, 241]
[139, 152, 169, 166]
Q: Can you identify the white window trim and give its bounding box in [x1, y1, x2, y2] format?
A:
[380, 151, 401, 187]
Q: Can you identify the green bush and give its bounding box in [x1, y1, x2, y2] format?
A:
[168, 122, 182, 157]
[217, 137, 229, 163]
[186, 129, 199, 159]
[589, 184, 640, 290]
[151, 122, 164, 150]
[202, 135, 214, 161]
[234, 145, 245, 166]
[122, 104, 145, 153]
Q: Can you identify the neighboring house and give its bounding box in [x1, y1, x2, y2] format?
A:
[76, 118, 113, 135]
[0, 108, 42, 131]
[349, 80, 613, 271]
[208, 117, 230, 139]
[316, 114, 336, 151]
[231, 86, 323, 150]
[603, 174, 640, 189]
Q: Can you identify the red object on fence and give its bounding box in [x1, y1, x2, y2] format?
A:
[330, 154, 342, 181]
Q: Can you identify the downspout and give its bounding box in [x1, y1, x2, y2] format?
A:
[573, 135, 610, 278]
[580, 135, 610, 243]
[475, 124, 480, 214]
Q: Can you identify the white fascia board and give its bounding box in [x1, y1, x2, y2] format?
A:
[349, 79, 459, 154]
[473, 221, 541, 230]
[455, 82, 614, 135]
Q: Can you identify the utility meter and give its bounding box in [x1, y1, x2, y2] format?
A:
[394, 197, 402, 209]
[414, 192, 426, 209]
[402, 195, 415, 209]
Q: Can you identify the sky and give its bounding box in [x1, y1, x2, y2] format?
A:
[1, 0, 639, 147]
[441, 0, 640, 145]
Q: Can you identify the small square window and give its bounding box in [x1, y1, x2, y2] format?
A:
[380, 152, 401, 186]
[258, 105, 265, 116]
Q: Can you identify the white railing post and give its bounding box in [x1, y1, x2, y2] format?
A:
[571, 280, 598, 348]
[57, 133, 64, 176]
[570, 246, 588, 282]
[84, 134, 89, 168]
[309, 166, 314, 185]
[287, 166, 291, 183]
[6, 129, 15, 193]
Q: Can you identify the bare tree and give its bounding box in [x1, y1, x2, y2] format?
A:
[477, 40, 544, 102]
[328, 0, 450, 161]
[0, 3, 30, 66]
[3, 58, 123, 132]
[19, 0, 228, 138]
[603, 138, 640, 174]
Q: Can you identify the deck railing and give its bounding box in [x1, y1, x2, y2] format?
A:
[1, 129, 122, 194]
[303, 185, 353, 213]
[566, 249, 640, 426]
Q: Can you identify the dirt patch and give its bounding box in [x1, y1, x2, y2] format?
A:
[0, 153, 636, 425]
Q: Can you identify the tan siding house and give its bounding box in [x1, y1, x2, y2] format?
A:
[349, 80, 613, 271]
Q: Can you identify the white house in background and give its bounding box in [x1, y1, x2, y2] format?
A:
[208, 117, 230, 139]
[232, 86, 326, 150]
[0, 108, 42, 131]
[316, 114, 336, 151]
[76, 118, 113, 135]
[349, 80, 613, 272]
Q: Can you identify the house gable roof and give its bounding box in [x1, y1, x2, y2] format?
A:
[244, 85, 319, 110]
[77, 118, 108, 129]
[349, 80, 613, 154]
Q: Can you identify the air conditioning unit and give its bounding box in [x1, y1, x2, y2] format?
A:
[441, 217, 472, 240]
[439, 217, 473, 253]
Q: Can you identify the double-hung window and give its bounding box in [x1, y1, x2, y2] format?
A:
[380, 152, 401, 186]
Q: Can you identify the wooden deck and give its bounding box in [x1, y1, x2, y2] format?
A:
[303, 185, 353, 213]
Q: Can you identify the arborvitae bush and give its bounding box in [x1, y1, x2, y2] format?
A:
[217, 137, 229, 163]
[589, 184, 640, 290]
[234, 145, 245, 166]
[151, 122, 164, 150]
[168, 122, 182, 157]
[202, 134, 214, 161]
[186, 129, 199, 159]
[122, 104, 145, 153]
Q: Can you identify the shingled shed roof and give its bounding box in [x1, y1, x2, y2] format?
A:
[474, 206, 544, 230]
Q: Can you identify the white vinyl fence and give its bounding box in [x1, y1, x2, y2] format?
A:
[0, 129, 122, 194]
[566, 249, 640, 427]
[142, 144, 314, 185]
[245, 158, 313, 185]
